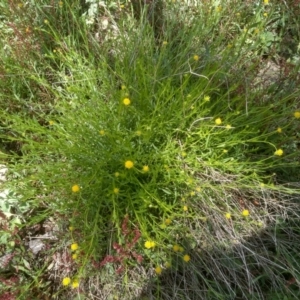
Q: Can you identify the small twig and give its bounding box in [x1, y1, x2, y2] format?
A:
[29, 235, 58, 240]
[188, 117, 213, 131]
[188, 62, 209, 80]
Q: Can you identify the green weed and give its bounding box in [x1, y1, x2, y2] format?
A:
[1, 0, 300, 299]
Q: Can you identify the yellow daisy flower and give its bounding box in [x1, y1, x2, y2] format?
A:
[72, 185, 80, 193]
[215, 118, 222, 125]
[123, 98, 131, 105]
[125, 160, 134, 169]
[193, 55, 199, 61]
[242, 209, 249, 217]
[155, 266, 162, 275]
[225, 213, 231, 219]
[294, 111, 300, 119]
[173, 244, 180, 252]
[62, 277, 71, 286]
[165, 218, 172, 225]
[145, 241, 155, 249]
[142, 165, 149, 172]
[71, 243, 79, 251]
[274, 149, 283, 156]
[71, 279, 79, 288]
[183, 254, 191, 262]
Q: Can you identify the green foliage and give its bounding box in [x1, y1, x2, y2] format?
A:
[1, 0, 300, 299]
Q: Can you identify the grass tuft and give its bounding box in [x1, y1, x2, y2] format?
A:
[1, 0, 300, 299]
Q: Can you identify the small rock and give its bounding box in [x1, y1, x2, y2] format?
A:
[0, 165, 8, 182]
[29, 239, 45, 255]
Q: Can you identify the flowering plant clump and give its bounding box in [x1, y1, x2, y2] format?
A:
[3, 0, 300, 298]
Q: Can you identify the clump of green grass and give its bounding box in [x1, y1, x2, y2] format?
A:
[1, 0, 300, 299]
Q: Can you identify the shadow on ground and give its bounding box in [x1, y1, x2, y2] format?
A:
[134, 201, 300, 300]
